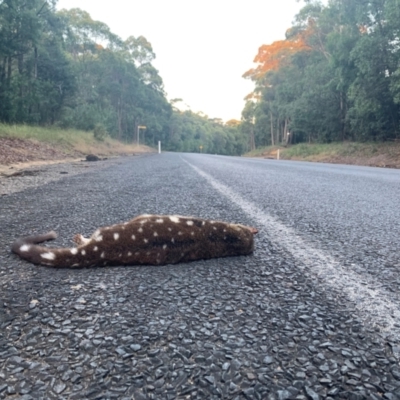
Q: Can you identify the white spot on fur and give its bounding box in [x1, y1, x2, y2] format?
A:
[119, 253, 122, 257]
[41, 252, 55, 260]
[131, 235, 136, 240]
[138, 228, 143, 233]
[171, 238, 175, 243]
[81, 250, 86, 255]
[169, 216, 180, 223]
[156, 218, 164, 223]
[191, 232, 194, 235]
[95, 235, 103, 242]
[202, 221, 206, 226]
[154, 232, 158, 237]
[128, 252, 132, 256]
[72, 263, 80, 267]
[140, 219, 148, 225]
[178, 231, 182, 235]
[211, 221, 215, 224]
[100, 252, 105, 258]
[122, 226, 125, 230]
[186, 220, 194, 226]
[20, 244, 31, 252]
[168, 227, 172, 231]
[92, 229, 101, 238]
[144, 239, 148, 243]
[213, 227, 217, 230]
[93, 246, 98, 251]
[114, 233, 119, 240]
[163, 244, 167, 249]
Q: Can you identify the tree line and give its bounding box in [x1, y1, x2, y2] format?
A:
[0, 0, 246, 155]
[242, 0, 400, 149]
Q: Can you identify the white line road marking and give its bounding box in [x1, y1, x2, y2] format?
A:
[184, 158, 400, 356]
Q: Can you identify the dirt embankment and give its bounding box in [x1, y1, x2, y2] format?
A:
[0, 137, 81, 165]
[0, 137, 154, 177]
[0, 137, 83, 177]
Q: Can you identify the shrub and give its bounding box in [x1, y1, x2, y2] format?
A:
[93, 124, 108, 141]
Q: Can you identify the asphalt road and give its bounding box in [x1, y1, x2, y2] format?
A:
[1, 153, 400, 399]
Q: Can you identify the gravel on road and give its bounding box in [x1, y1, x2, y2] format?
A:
[1, 153, 400, 399]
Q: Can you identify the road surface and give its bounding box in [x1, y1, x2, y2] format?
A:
[1, 153, 400, 399]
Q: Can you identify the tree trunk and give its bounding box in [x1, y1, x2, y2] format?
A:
[34, 47, 38, 79]
[276, 117, 280, 144]
[283, 118, 288, 145]
[1, 57, 6, 84]
[249, 125, 255, 151]
[117, 98, 122, 140]
[7, 56, 12, 87]
[269, 108, 274, 146]
[340, 90, 346, 141]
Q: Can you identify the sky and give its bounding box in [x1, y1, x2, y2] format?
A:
[57, 0, 305, 122]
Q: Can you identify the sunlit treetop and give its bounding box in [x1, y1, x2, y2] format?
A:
[225, 119, 241, 127]
[243, 23, 313, 82]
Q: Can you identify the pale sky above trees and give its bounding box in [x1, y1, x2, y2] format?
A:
[57, 0, 304, 121]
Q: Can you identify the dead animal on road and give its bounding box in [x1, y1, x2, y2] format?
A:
[11, 214, 258, 268]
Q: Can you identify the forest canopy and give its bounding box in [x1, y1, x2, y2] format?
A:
[242, 0, 400, 149]
[0, 0, 245, 155]
[1, 0, 399, 155]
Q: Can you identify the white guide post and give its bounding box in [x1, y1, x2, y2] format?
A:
[158, 141, 161, 154]
[277, 149, 280, 160]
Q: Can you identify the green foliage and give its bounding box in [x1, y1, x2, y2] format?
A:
[93, 123, 108, 141]
[165, 109, 245, 155]
[0, 4, 247, 155]
[244, 0, 400, 146]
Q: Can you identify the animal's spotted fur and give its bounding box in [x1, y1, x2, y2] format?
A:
[11, 215, 257, 268]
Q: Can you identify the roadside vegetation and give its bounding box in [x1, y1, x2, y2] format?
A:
[0, 1, 245, 156]
[0, 123, 154, 159]
[241, 0, 400, 153]
[0, 0, 399, 164]
[245, 142, 400, 168]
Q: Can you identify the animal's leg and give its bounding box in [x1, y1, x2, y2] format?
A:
[73, 234, 90, 246]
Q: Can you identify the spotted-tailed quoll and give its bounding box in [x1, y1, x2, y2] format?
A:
[11, 214, 258, 268]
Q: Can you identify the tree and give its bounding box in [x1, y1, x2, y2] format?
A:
[242, 0, 400, 146]
[0, 0, 74, 123]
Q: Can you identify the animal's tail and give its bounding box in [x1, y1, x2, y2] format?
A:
[11, 231, 59, 265]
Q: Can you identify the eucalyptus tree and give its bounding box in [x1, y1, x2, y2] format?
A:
[0, 0, 74, 123]
[242, 0, 400, 145]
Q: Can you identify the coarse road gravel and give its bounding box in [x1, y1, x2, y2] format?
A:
[1, 153, 400, 400]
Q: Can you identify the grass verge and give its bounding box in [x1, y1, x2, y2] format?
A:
[244, 141, 400, 168]
[0, 123, 155, 158]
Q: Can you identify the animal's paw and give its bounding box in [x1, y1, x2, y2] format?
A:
[73, 234, 85, 245]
